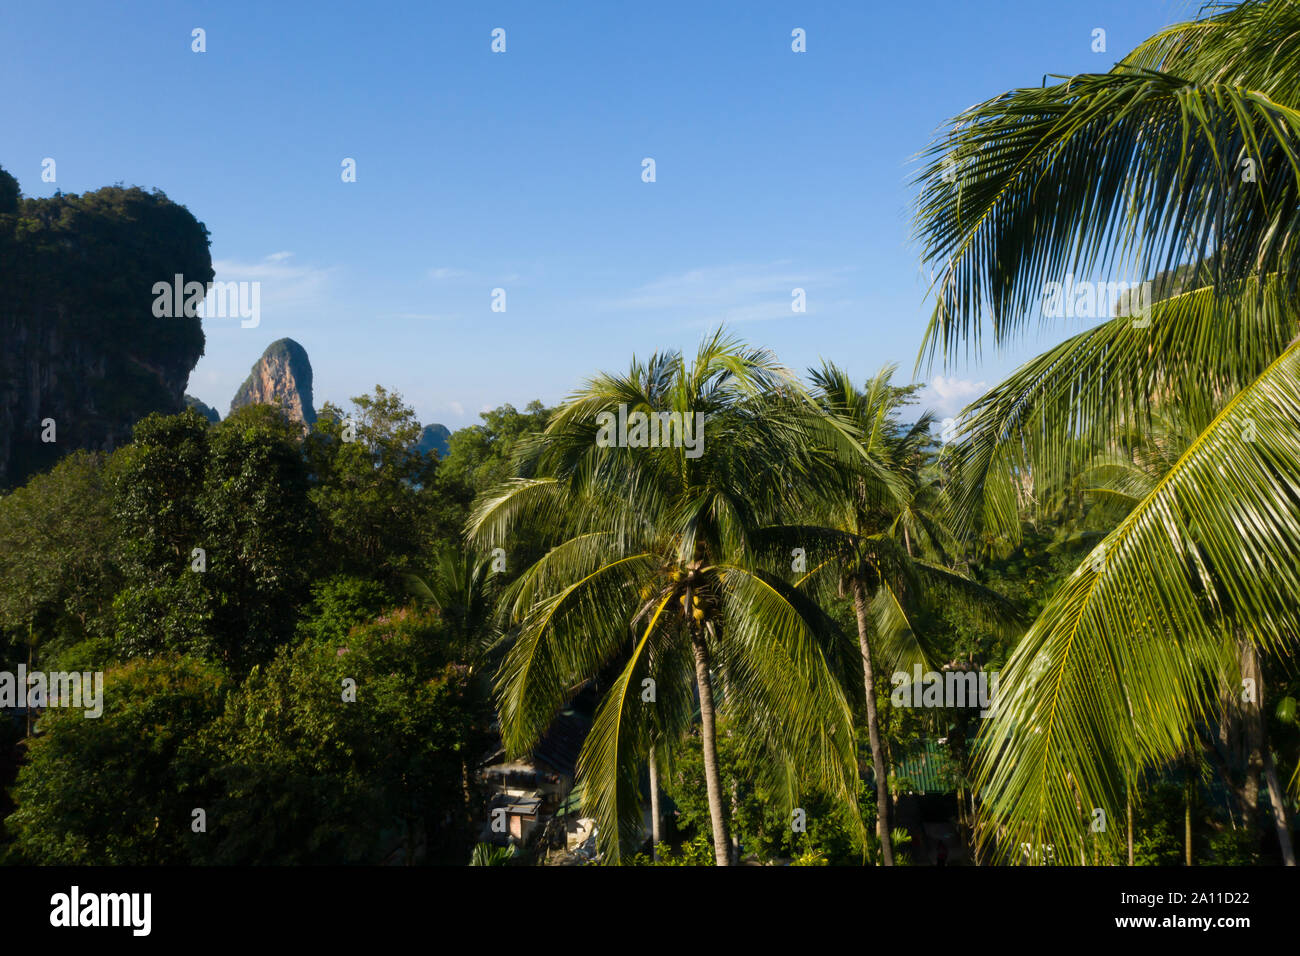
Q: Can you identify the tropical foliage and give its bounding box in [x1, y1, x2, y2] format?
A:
[914, 0, 1300, 864]
[2, 0, 1298, 871]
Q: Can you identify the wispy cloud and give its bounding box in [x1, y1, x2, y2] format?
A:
[387, 312, 461, 321]
[429, 266, 522, 284]
[211, 252, 331, 309]
[918, 375, 988, 418]
[604, 261, 855, 324]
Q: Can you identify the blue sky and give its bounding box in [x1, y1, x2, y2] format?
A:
[1, 0, 1193, 428]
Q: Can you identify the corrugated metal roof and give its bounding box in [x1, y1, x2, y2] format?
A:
[532, 708, 591, 777]
[894, 739, 957, 794]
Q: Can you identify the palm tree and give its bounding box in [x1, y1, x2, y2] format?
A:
[791, 362, 1017, 864]
[912, 0, 1300, 863]
[469, 842, 516, 866]
[467, 332, 866, 864]
[405, 545, 506, 837]
[404, 543, 504, 674]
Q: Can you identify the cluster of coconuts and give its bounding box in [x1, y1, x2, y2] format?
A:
[669, 564, 711, 623]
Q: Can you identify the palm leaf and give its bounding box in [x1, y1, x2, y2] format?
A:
[974, 338, 1300, 862]
[915, 66, 1300, 364]
[943, 276, 1299, 545]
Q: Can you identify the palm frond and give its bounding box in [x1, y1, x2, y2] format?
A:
[575, 592, 696, 863]
[713, 564, 865, 844]
[943, 276, 1299, 544]
[915, 66, 1300, 365]
[494, 554, 657, 754]
[974, 338, 1300, 863]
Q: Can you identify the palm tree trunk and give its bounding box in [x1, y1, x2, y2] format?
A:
[729, 779, 742, 864]
[648, 744, 662, 862]
[691, 631, 731, 866]
[1263, 742, 1296, 865]
[1239, 640, 1294, 864]
[852, 576, 894, 866]
[1240, 640, 1264, 815]
[1184, 771, 1193, 866]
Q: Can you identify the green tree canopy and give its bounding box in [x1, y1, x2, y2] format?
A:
[6, 656, 227, 865]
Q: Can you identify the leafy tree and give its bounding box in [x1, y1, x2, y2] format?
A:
[442, 400, 550, 493]
[109, 409, 212, 659]
[0, 450, 120, 660]
[664, 718, 877, 865]
[298, 575, 393, 644]
[4, 656, 227, 864]
[111, 409, 209, 580]
[199, 405, 316, 667]
[196, 608, 492, 864]
[404, 544, 503, 669]
[306, 386, 446, 584]
[110, 405, 315, 668]
[469, 842, 517, 865]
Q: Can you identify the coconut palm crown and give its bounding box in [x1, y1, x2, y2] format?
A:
[467, 331, 870, 864]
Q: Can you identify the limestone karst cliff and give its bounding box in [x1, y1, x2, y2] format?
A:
[184, 395, 221, 423]
[229, 338, 317, 425]
[415, 423, 451, 458]
[0, 167, 212, 488]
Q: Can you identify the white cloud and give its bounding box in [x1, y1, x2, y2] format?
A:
[429, 267, 522, 285]
[430, 267, 470, 280]
[918, 375, 988, 418]
[210, 253, 331, 309]
[605, 261, 855, 324]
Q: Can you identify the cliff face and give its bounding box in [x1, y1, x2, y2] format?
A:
[415, 423, 451, 458]
[0, 169, 211, 488]
[229, 338, 317, 425]
[185, 395, 221, 423]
